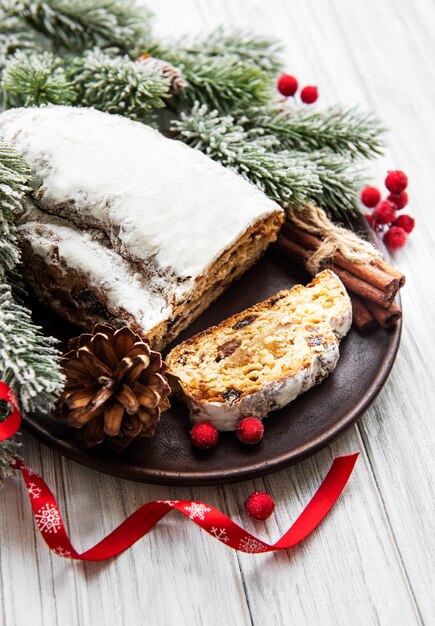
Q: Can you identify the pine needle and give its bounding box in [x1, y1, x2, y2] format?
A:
[172, 103, 320, 206]
[0, 10, 38, 72]
[13, 0, 153, 53]
[172, 102, 366, 216]
[180, 26, 283, 75]
[0, 138, 64, 471]
[239, 103, 386, 159]
[153, 46, 273, 114]
[1, 50, 76, 107]
[69, 48, 171, 120]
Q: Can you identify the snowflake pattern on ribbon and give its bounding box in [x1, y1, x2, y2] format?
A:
[157, 500, 179, 507]
[27, 482, 42, 500]
[53, 546, 72, 558]
[35, 504, 61, 534]
[21, 463, 35, 476]
[210, 527, 230, 543]
[238, 536, 269, 553]
[0, 380, 359, 562]
[184, 503, 212, 521]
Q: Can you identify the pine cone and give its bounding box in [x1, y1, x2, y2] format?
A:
[135, 53, 186, 96]
[54, 324, 171, 451]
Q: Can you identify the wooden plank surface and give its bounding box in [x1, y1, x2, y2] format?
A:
[1, 1, 434, 625]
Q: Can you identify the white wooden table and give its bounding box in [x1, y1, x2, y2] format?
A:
[1, 1, 434, 624]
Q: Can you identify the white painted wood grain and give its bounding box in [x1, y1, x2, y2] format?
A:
[1, 1, 435, 625]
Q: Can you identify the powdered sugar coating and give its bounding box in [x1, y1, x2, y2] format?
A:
[0, 106, 283, 300]
[19, 203, 170, 331]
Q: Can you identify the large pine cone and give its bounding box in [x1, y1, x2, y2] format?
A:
[55, 324, 171, 451]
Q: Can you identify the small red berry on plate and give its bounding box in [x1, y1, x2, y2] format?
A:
[361, 186, 381, 208]
[373, 200, 396, 225]
[245, 492, 275, 520]
[277, 74, 298, 97]
[300, 85, 318, 104]
[385, 170, 408, 194]
[393, 214, 415, 234]
[387, 191, 408, 210]
[383, 226, 407, 250]
[236, 416, 264, 444]
[190, 422, 218, 449]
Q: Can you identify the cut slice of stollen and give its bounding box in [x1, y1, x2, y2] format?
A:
[166, 270, 352, 431]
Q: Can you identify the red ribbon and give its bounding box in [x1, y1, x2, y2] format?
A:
[0, 381, 22, 441]
[0, 381, 359, 558]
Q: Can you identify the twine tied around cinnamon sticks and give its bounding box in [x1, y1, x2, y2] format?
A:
[288, 204, 379, 274]
[276, 206, 405, 331]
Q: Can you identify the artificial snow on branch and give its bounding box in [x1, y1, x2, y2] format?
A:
[0, 138, 29, 277]
[0, 10, 38, 72]
[10, 0, 153, 54]
[172, 103, 364, 216]
[0, 139, 64, 473]
[179, 27, 283, 75]
[307, 150, 365, 219]
[1, 50, 75, 107]
[172, 103, 321, 206]
[0, 283, 64, 413]
[68, 48, 172, 120]
[153, 45, 272, 114]
[239, 104, 385, 159]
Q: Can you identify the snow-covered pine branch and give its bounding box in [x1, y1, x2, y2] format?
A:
[177, 26, 283, 75]
[10, 0, 153, 54]
[68, 49, 172, 120]
[239, 104, 386, 159]
[172, 103, 366, 216]
[172, 103, 321, 206]
[152, 44, 273, 114]
[0, 139, 64, 473]
[1, 50, 75, 107]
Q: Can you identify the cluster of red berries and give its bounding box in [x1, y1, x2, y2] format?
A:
[189, 416, 264, 449]
[277, 73, 318, 104]
[189, 417, 275, 520]
[361, 170, 415, 250]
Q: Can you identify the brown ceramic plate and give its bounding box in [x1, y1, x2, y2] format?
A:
[23, 219, 401, 485]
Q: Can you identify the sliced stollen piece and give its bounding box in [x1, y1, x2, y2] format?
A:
[0, 106, 284, 349]
[166, 270, 352, 430]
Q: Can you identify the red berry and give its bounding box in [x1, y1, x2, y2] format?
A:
[236, 416, 264, 445]
[245, 492, 275, 521]
[385, 170, 408, 194]
[387, 191, 408, 210]
[393, 214, 415, 234]
[383, 226, 407, 250]
[300, 85, 318, 104]
[373, 200, 396, 225]
[189, 422, 218, 449]
[277, 74, 298, 97]
[361, 186, 381, 208]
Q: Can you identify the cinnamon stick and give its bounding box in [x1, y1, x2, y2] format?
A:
[331, 267, 393, 308]
[277, 232, 394, 308]
[372, 257, 406, 288]
[283, 223, 399, 299]
[366, 300, 402, 328]
[276, 234, 311, 263]
[350, 295, 376, 332]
